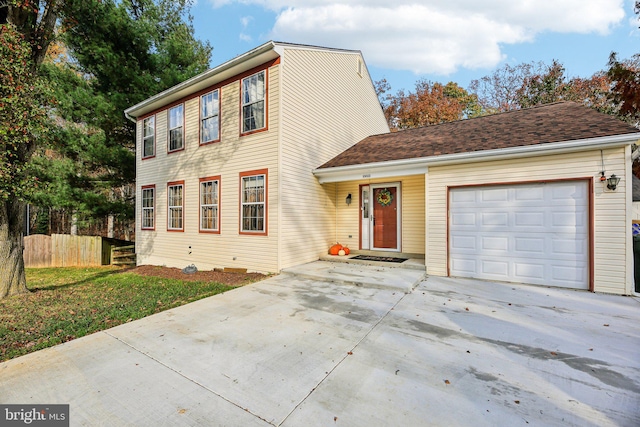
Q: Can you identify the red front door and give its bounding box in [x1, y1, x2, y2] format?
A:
[372, 186, 398, 249]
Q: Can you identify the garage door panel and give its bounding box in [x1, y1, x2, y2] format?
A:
[480, 260, 509, 277]
[551, 265, 586, 285]
[514, 237, 545, 253]
[513, 262, 545, 281]
[449, 181, 589, 289]
[481, 188, 508, 202]
[451, 212, 476, 226]
[451, 189, 476, 203]
[451, 258, 477, 274]
[481, 211, 508, 226]
[552, 238, 587, 255]
[450, 235, 476, 250]
[481, 236, 508, 251]
[514, 186, 544, 201]
[514, 211, 545, 227]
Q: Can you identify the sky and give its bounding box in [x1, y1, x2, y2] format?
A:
[189, 0, 640, 94]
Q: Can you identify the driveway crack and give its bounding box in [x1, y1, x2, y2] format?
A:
[277, 292, 408, 426]
[102, 330, 276, 426]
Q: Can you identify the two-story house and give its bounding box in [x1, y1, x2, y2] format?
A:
[126, 41, 640, 295]
[124, 42, 389, 274]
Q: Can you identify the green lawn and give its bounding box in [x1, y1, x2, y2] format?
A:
[0, 267, 256, 362]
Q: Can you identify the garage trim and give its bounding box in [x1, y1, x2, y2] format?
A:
[446, 178, 594, 291]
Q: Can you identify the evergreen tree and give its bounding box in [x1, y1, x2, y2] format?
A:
[31, 0, 212, 236]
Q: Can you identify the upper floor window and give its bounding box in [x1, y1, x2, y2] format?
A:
[240, 169, 267, 235]
[241, 71, 266, 134]
[141, 185, 155, 230]
[142, 116, 155, 158]
[201, 90, 220, 144]
[167, 181, 184, 231]
[200, 177, 220, 232]
[168, 104, 184, 152]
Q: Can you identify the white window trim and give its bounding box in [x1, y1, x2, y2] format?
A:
[141, 186, 155, 230]
[200, 90, 220, 144]
[240, 171, 267, 234]
[168, 104, 184, 152]
[199, 178, 220, 232]
[167, 182, 184, 231]
[142, 116, 155, 158]
[241, 70, 266, 134]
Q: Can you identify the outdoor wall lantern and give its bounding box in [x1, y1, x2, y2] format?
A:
[346, 193, 352, 205]
[607, 174, 621, 191]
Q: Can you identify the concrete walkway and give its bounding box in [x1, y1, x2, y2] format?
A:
[1, 262, 639, 426]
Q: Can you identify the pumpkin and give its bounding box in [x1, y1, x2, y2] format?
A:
[343, 247, 350, 255]
[329, 244, 343, 255]
[338, 249, 346, 256]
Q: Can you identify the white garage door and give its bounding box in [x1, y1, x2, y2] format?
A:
[449, 181, 589, 289]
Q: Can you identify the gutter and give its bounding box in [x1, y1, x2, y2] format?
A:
[125, 111, 136, 123]
[313, 133, 640, 183]
[124, 41, 277, 118]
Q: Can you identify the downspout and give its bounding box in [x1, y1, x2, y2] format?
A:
[626, 144, 634, 294]
[276, 51, 284, 273]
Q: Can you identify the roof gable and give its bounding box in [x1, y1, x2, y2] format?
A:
[125, 41, 362, 119]
[319, 102, 639, 170]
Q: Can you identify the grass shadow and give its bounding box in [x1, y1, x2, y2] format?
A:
[29, 268, 127, 292]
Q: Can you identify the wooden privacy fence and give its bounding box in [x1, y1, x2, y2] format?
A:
[23, 234, 134, 267]
[23, 234, 52, 268]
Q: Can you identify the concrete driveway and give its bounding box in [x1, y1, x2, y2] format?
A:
[1, 261, 639, 426]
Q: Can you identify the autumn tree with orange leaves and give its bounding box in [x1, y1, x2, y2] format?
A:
[381, 79, 481, 130]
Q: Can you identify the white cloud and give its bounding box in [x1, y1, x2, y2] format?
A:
[209, 0, 627, 74]
[241, 15, 254, 28]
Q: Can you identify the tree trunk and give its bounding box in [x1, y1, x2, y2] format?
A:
[107, 214, 114, 238]
[71, 212, 78, 236]
[0, 198, 29, 298]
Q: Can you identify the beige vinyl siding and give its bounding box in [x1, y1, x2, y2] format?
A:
[278, 48, 389, 269]
[633, 203, 640, 220]
[335, 175, 425, 254]
[426, 147, 631, 294]
[135, 64, 280, 273]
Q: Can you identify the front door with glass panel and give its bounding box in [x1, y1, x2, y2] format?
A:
[361, 183, 400, 251]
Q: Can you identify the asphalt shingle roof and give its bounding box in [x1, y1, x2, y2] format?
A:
[319, 102, 639, 170]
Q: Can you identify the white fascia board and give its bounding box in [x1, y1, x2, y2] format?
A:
[124, 41, 278, 119]
[316, 165, 428, 184]
[314, 133, 640, 183]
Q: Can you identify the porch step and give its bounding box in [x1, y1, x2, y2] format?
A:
[319, 252, 426, 271]
[282, 261, 426, 294]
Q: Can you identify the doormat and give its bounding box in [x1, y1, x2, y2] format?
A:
[350, 255, 406, 263]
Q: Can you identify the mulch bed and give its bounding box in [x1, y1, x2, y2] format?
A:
[126, 265, 267, 286]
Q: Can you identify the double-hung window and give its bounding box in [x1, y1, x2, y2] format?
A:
[168, 105, 184, 152]
[241, 71, 266, 133]
[142, 116, 155, 158]
[200, 177, 220, 232]
[201, 90, 220, 144]
[240, 170, 267, 234]
[167, 181, 184, 231]
[141, 185, 155, 230]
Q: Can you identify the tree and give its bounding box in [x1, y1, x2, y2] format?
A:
[469, 62, 545, 113]
[0, 0, 212, 298]
[385, 79, 482, 130]
[607, 0, 640, 126]
[517, 60, 569, 108]
[31, 0, 212, 234]
[0, 23, 52, 297]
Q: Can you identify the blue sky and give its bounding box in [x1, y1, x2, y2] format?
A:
[190, 0, 639, 94]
